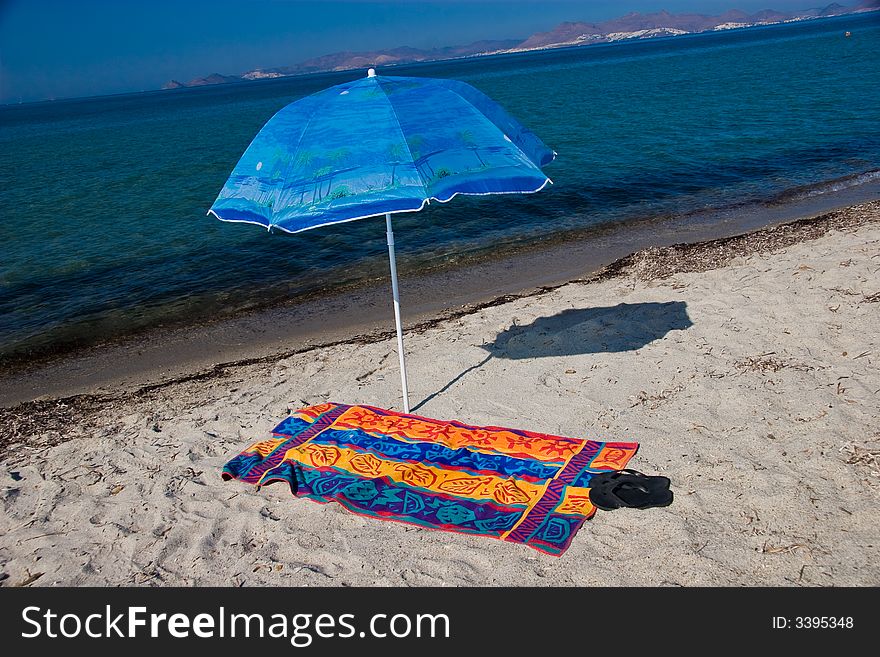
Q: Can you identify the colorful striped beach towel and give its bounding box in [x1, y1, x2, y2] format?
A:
[222, 403, 639, 555]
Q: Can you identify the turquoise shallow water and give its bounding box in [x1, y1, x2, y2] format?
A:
[1, 12, 879, 360]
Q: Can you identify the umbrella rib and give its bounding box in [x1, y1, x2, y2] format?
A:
[375, 79, 430, 203]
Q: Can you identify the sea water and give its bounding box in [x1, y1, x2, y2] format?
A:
[1, 12, 879, 360]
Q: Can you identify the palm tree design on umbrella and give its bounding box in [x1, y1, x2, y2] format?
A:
[409, 135, 459, 181]
[306, 148, 351, 203]
[294, 150, 317, 205]
[324, 147, 352, 199]
[387, 142, 405, 187]
[458, 129, 487, 168]
[269, 147, 290, 180]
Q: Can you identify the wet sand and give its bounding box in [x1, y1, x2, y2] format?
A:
[0, 200, 878, 586]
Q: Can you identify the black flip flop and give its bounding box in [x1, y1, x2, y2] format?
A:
[588, 469, 673, 511]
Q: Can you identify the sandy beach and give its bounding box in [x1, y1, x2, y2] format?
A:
[1, 201, 878, 587]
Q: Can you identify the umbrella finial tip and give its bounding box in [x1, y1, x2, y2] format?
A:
[367, 68, 376, 78]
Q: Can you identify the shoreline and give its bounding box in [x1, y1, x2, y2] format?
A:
[1, 182, 878, 408]
[0, 197, 877, 419]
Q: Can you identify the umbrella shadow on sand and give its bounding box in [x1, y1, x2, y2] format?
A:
[412, 301, 692, 411]
[485, 301, 693, 359]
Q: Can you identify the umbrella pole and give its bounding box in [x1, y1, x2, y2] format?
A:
[385, 213, 411, 413]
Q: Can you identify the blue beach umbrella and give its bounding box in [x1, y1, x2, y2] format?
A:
[210, 69, 555, 412]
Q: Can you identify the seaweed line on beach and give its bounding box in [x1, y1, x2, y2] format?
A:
[597, 200, 878, 282]
[1, 200, 878, 459]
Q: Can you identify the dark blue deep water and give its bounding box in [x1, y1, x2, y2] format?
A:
[1, 13, 879, 359]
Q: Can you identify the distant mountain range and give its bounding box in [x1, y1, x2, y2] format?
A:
[163, 2, 879, 90]
[162, 40, 522, 88]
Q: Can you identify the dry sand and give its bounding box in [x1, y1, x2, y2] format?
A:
[1, 202, 878, 587]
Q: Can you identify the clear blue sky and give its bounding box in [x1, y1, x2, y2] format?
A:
[0, 0, 826, 102]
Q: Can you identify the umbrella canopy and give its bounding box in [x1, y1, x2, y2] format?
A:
[210, 70, 555, 412]
[209, 71, 555, 232]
